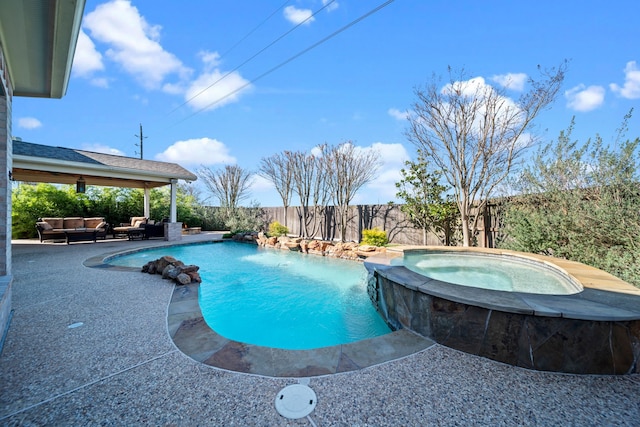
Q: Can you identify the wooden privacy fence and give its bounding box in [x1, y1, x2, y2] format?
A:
[257, 202, 505, 247]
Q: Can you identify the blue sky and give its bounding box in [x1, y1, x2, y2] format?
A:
[13, 0, 640, 206]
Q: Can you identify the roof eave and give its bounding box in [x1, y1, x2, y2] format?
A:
[0, 0, 86, 98]
[13, 154, 198, 183]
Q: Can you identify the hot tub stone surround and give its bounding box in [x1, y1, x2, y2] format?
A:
[365, 247, 640, 375]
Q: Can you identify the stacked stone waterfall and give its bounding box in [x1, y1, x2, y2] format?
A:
[141, 255, 201, 285]
[233, 231, 388, 260]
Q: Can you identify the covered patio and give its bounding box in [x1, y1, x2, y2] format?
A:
[12, 139, 197, 241]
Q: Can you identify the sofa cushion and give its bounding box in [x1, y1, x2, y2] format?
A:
[130, 216, 147, 226]
[131, 217, 147, 228]
[41, 218, 63, 229]
[63, 217, 85, 229]
[84, 217, 105, 228]
[95, 221, 108, 230]
[36, 221, 53, 231]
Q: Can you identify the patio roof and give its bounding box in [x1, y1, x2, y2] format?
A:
[0, 0, 85, 98]
[12, 140, 197, 189]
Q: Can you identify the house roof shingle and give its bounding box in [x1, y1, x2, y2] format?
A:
[12, 140, 197, 188]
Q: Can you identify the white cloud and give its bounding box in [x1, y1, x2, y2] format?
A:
[441, 76, 523, 130]
[490, 73, 528, 91]
[155, 138, 236, 166]
[72, 30, 104, 77]
[250, 175, 276, 193]
[310, 146, 324, 157]
[565, 84, 605, 112]
[369, 142, 410, 165]
[17, 117, 42, 130]
[359, 168, 404, 204]
[90, 77, 110, 88]
[183, 60, 252, 111]
[81, 143, 125, 156]
[354, 142, 411, 204]
[322, 0, 340, 12]
[83, 0, 189, 89]
[284, 6, 314, 25]
[610, 60, 640, 99]
[388, 108, 409, 121]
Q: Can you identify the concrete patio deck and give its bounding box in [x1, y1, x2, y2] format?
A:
[1, 234, 639, 425]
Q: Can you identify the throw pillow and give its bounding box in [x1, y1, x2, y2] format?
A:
[37, 221, 53, 231]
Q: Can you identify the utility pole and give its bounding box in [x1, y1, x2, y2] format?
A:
[135, 123, 147, 159]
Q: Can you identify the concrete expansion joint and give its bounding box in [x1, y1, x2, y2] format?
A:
[0, 349, 179, 422]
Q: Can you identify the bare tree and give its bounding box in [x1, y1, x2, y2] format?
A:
[288, 147, 331, 239]
[198, 164, 253, 218]
[259, 152, 293, 227]
[326, 142, 382, 242]
[406, 64, 567, 246]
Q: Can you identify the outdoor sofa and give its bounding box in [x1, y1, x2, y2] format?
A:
[141, 220, 166, 239]
[36, 217, 108, 244]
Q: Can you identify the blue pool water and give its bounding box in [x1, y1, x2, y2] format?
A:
[108, 242, 391, 349]
[397, 251, 581, 294]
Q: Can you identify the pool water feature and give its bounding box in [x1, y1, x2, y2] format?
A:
[396, 251, 582, 294]
[108, 242, 391, 349]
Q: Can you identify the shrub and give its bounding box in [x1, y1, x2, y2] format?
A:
[361, 228, 388, 246]
[500, 116, 640, 288]
[268, 221, 289, 237]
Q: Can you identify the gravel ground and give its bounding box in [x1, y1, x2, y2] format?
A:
[1, 236, 638, 426]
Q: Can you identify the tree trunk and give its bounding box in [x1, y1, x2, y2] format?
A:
[282, 206, 287, 228]
[461, 213, 471, 247]
[340, 209, 348, 242]
[422, 227, 427, 246]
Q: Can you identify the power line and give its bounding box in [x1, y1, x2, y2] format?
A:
[169, 0, 338, 115]
[169, 0, 396, 128]
[217, 0, 291, 61]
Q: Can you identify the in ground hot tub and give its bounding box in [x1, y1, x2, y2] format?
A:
[396, 250, 583, 295]
[365, 247, 640, 375]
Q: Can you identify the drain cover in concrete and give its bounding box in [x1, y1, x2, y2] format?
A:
[275, 384, 317, 419]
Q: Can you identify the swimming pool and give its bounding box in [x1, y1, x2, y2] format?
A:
[108, 242, 391, 349]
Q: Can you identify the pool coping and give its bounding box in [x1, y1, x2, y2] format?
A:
[85, 242, 436, 378]
[365, 246, 640, 322]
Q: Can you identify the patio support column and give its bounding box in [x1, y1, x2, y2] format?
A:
[164, 179, 182, 241]
[170, 179, 177, 222]
[143, 186, 150, 219]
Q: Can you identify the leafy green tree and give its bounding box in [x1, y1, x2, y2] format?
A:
[501, 112, 640, 287]
[12, 183, 84, 238]
[394, 153, 458, 245]
[224, 202, 266, 233]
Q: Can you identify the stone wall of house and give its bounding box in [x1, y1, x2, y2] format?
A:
[0, 44, 12, 275]
[0, 43, 13, 353]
